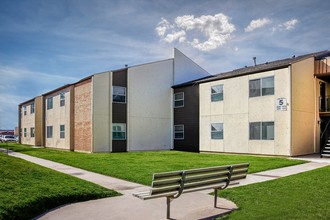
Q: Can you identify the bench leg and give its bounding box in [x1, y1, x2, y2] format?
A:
[214, 189, 218, 208]
[166, 197, 172, 219]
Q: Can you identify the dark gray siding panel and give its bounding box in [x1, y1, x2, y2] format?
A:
[112, 69, 127, 152]
[174, 85, 200, 152]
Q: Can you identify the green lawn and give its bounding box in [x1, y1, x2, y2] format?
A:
[3, 143, 305, 185]
[219, 165, 330, 220]
[0, 153, 120, 220]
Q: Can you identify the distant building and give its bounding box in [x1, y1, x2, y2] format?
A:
[18, 48, 209, 152]
[0, 130, 14, 135]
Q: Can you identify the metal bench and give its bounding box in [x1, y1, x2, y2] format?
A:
[133, 163, 249, 219]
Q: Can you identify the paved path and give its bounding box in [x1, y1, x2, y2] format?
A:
[4, 150, 330, 220]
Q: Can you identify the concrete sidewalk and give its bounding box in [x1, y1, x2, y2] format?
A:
[5, 150, 330, 220]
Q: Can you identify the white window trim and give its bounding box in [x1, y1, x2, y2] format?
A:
[211, 123, 223, 140]
[47, 97, 53, 110]
[60, 92, 65, 107]
[249, 76, 274, 98]
[249, 121, 275, 140]
[60, 125, 65, 139]
[112, 123, 127, 140]
[112, 86, 127, 104]
[211, 85, 224, 102]
[174, 125, 184, 140]
[174, 92, 184, 108]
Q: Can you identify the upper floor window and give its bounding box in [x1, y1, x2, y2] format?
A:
[112, 123, 126, 140]
[174, 125, 184, 140]
[113, 86, 126, 103]
[211, 85, 224, 102]
[23, 106, 27, 115]
[211, 123, 223, 139]
[249, 76, 274, 98]
[174, 92, 184, 108]
[249, 121, 274, 140]
[60, 92, 65, 107]
[30, 103, 35, 114]
[60, 125, 65, 138]
[47, 97, 53, 110]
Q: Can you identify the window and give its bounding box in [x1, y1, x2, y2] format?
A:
[60, 93, 65, 107]
[113, 86, 126, 103]
[60, 125, 65, 138]
[249, 122, 274, 140]
[174, 125, 184, 140]
[30, 128, 35, 138]
[249, 76, 274, 97]
[30, 103, 35, 114]
[47, 126, 53, 138]
[174, 92, 184, 108]
[24, 128, 27, 137]
[23, 106, 27, 115]
[112, 123, 126, 140]
[211, 123, 223, 139]
[47, 97, 53, 110]
[211, 85, 224, 102]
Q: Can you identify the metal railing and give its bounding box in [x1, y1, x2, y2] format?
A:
[319, 96, 330, 112]
[320, 119, 330, 157]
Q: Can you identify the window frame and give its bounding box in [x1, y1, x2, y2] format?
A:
[174, 92, 184, 108]
[249, 121, 274, 140]
[60, 125, 65, 139]
[30, 127, 35, 138]
[112, 123, 126, 140]
[30, 103, 35, 114]
[174, 125, 184, 140]
[47, 97, 53, 110]
[24, 128, 27, 137]
[60, 92, 65, 107]
[249, 76, 274, 98]
[47, 126, 53, 138]
[23, 106, 27, 115]
[211, 123, 224, 140]
[211, 85, 224, 102]
[112, 86, 127, 104]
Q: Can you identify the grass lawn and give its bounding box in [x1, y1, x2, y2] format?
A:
[3, 143, 305, 185]
[0, 153, 120, 220]
[218, 165, 330, 219]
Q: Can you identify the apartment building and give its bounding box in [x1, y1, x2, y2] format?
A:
[173, 50, 330, 156]
[19, 48, 210, 152]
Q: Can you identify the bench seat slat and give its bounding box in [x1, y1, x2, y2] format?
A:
[152, 177, 182, 187]
[151, 184, 180, 195]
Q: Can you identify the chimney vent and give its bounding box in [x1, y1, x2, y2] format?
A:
[253, 57, 257, 66]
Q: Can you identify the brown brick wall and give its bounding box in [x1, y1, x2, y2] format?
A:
[74, 79, 92, 152]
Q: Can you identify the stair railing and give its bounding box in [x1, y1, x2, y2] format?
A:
[320, 119, 330, 157]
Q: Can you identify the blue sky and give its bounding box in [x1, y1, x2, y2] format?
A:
[0, 0, 329, 129]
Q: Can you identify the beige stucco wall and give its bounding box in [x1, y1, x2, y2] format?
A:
[92, 72, 112, 152]
[74, 79, 93, 152]
[20, 101, 36, 145]
[291, 57, 319, 156]
[200, 67, 291, 155]
[127, 60, 173, 151]
[45, 88, 72, 150]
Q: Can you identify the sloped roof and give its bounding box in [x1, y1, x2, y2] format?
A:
[173, 50, 329, 88]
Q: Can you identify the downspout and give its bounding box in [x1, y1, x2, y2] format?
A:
[289, 65, 293, 156]
[313, 75, 317, 153]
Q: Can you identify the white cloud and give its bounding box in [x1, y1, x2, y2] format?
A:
[281, 19, 298, 30]
[245, 18, 271, 32]
[155, 13, 235, 52]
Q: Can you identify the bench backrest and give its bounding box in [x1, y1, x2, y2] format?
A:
[150, 163, 249, 197]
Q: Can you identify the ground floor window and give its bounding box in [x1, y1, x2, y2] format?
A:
[174, 125, 184, 140]
[211, 123, 223, 139]
[249, 121, 274, 140]
[47, 126, 53, 138]
[60, 125, 65, 139]
[112, 123, 126, 140]
[30, 127, 35, 138]
[24, 128, 27, 137]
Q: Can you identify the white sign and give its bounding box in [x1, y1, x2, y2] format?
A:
[276, 98, 287, 111]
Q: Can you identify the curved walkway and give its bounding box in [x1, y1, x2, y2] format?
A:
[6, 150, 330, 220]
